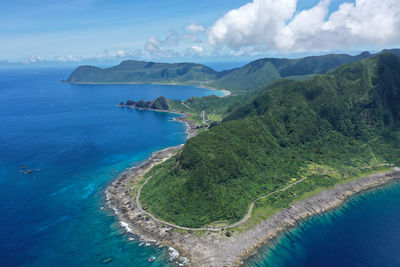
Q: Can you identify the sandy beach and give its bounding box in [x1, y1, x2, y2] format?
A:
[69, 81, 232, 97]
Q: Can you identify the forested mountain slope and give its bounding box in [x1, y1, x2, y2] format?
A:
[66, 61, 218, 84]
[140, 53, 400, 227]
[67, 49, 400, 93]
[207, 51, 374, 92]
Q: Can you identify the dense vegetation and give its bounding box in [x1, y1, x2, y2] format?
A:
[124, 96, 170, 110]
[140, 53, 400, 227]
[67, 49, 400, 93]
[66, 61, 217, 84]
[207, 51, 374, 93]
[121, 94, 251, 126]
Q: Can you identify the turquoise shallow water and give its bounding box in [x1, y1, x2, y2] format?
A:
[2, 67, 400, 267]
[0, 67, 223, 266]
[244, 181, 400, 267]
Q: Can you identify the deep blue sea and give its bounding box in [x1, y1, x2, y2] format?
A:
[0, 67, 223, 266]
[2, 67, 400, 267]
[244, 181, 400, 267]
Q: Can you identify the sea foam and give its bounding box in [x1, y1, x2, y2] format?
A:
[119, 221, 134, 234]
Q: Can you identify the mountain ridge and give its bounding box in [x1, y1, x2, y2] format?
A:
[139, 53, 400, 227]
[66, 49, 400, 93]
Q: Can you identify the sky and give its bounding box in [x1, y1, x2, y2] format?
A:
[1, 0, 399, 65]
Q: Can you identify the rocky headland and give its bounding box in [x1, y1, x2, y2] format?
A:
[105, 143, 400, 266]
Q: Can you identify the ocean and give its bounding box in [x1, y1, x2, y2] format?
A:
[244, 181, 400, 267]
[0, 67, 223, 266]
[2, 67, 400, 267]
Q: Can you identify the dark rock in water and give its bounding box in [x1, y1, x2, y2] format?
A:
[123, 96, 169, 110]
[101, 257, 113, 264]
[126, 99, 135, 106]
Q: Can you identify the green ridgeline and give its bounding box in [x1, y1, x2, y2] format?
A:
[140, 53, 400, 228]
[66, 50, 400, 94]
[207, 52, 374, 93]
[66, 61, 217, 84]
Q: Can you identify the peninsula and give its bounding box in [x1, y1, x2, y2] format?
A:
[66, 49, 400, 94]
[71, 51, 400, 266]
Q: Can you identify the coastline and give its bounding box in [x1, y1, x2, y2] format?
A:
[105, 130, 400, 266]
[194, 84, 231, 97]
[232, 167, 400, 266]
[104, 109, 201, 265]
[103, 81, 400, 266]
[118, 104, 201, 139]
[69, 81, 232, 97]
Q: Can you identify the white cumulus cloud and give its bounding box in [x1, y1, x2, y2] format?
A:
[191, 45, 204, 53]
[163, 30, 180, 47]
[208, 0, 400, 52]
[144, 36, 162, 53]
[186, 23, 205, 33]
[208, 0, 296, 49]
[19, 55, 46, 64]
[116, 50, 126, 57]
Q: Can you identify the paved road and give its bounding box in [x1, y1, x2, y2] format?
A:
[136, 175, 308, 231]
[181, 102, 191, 109]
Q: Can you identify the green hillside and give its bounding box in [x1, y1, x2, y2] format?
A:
[66, 60, 218, 84]
[169, 94, 250, 116]
[207, 52, 373, 92]
[140, 53, 400, 227]
[66, 50, 400, 93]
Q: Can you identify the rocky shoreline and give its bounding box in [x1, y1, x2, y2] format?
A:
[105, 141, 400, 267]
[108, 93, 400, 267]
[118, 103, 201, 140]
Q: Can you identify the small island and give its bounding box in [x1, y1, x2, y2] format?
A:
[98, 51, 400, 266]
[7, 0, 400, 265]
[119, 96, 170, 111]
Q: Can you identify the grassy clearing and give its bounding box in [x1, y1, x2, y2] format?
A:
[139, 54, 400, 229]
[207, 114, 223, 122]
[232, 164, 393, 233]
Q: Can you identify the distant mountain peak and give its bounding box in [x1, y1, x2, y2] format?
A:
[67, 49, 399, 93]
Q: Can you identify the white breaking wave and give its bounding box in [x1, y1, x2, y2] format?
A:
[119, 221, 134, 234]
[168, 247, 189, 266]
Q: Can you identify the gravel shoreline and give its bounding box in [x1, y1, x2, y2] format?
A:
[104, 111, 400, 266]
[105, 145, 400, 267]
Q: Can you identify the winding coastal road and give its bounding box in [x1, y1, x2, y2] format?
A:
[136, 158, 394, 231]
[136, 174, 308, 231]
